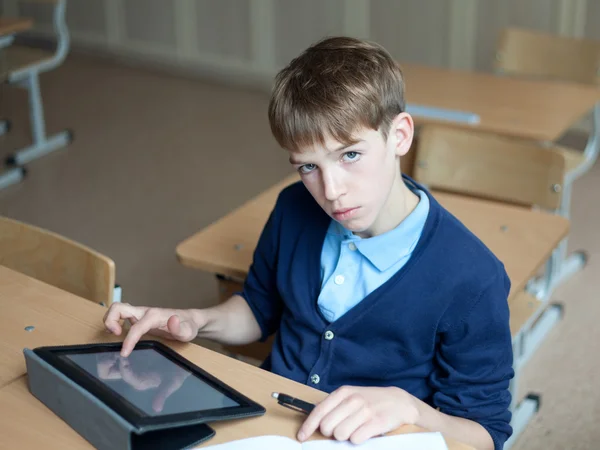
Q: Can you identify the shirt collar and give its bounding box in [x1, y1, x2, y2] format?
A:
[327, 188, 430, 272]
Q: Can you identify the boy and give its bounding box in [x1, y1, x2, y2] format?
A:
[104, 37, 513, 450]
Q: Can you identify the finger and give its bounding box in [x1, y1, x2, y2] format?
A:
[103, 305, 120, 334]
[167, 315, 198, 342]
[350, 418, 391, 445]
[298, 387, 353, 441]
[128, 316, 139, 325]
[121, 312, 165, 357]
[318, 395, 365, 439]
[103, 303, 127, 334]
[104, 303, 145, 336]
[330, 407, 372, 442]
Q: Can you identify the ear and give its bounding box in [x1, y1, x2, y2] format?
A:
[389, 112, 414, 157]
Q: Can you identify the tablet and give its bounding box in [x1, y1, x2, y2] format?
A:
[33, 340, 265, 432]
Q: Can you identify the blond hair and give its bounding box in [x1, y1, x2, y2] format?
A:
[268, 36, 405, 151]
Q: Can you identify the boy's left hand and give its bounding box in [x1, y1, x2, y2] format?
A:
[297, 386, 420, 444]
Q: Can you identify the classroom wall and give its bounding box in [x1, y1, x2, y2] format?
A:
[2, 0, 596, 79]
[0, 0, 594, 86]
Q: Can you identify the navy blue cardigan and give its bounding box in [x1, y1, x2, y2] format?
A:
[241, 178, 514, 449]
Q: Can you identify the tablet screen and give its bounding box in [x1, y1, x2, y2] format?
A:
[62, 348, 239, 416]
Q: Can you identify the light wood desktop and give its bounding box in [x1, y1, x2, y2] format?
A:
[177, 174, 570, 301]
[0, 265, 121, 388]
[0, 266, 472, 450]
[402, 63, 600, 142]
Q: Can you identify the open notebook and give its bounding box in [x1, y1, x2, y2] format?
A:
[203, 432, 448, 449]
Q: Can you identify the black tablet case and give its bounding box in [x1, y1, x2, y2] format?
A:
[24, 348, 216, 450]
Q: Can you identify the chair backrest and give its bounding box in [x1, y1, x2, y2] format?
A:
[494, 27, 600, 85]
[413, 125, 566, 210]
[3, 0, 69, 83]
[0, 216, 115, 305]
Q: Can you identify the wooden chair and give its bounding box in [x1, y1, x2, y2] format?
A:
[494, 26, 600, 290]
[0, 0, 72, 174]
[413, 125, 566, 210]
[413, 124, 566, 338]
[494, 26, 600, 184]
[413, 125, 567, 444]
[494, 27, 600, 85]
[494, 27, 599, 192]
[0, 216, 121, 306]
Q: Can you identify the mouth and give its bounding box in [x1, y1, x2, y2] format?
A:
[332, 207, 360, 221]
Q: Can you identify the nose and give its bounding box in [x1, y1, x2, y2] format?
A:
[322, 169, 345, 202]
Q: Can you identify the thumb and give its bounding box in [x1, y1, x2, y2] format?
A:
[167, 314, 198, 342]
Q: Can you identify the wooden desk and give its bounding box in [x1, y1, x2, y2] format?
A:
[402, 63, 600, 142]
[0, 266, 120, 388]
[0, 266, 472, 450]
[0, 17, 33, 37]
[176, 174, 570, 301]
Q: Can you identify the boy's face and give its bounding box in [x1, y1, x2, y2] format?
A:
[289, 114, 413, 238]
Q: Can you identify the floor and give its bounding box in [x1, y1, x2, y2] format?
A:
[1, 54, 598, 450]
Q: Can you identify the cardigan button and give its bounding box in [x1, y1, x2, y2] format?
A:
[311, 374, 320, 384]
[324, 330, 334, 340]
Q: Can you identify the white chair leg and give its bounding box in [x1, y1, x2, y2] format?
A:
[112, 285, 122, 304]
[4, 0, 72, 167]
[100, 285, 122, 307]
[0, 119, 10, 136]
[505, 394, 541, 450]
[5, 73, 72, 166]
[532, 103, 599, 294]
[0, 167, 26, 190]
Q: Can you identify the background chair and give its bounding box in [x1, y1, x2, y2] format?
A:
[414, 124, 566, 210]
[413, 125, 567, 363]
[1, 0, 72, 174]
[413, 123, 567, 354]
[494, 27, 600, 289]
[0, 215, 121, 306]
[413, 124, 568, 447]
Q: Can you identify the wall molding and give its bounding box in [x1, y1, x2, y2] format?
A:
[448, 0, 478, 70]
[557, 0, 588, 37]
[105, 0, 124, 46]
[557, 0, 592, 133]
[343, 0, 370, 39]
[25, 25, 275, 92]
[1, 0, 18, 16]
[106, 42, 276, 92]
[174, 0, 198, 60]
[249, 0, 276, 71]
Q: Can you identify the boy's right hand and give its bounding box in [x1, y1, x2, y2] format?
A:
[103, 303, 204, 357]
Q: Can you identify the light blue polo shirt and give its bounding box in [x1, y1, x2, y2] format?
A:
[318, 187, 430, 322]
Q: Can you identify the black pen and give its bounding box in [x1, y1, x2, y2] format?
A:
[272, 392, 315, 414]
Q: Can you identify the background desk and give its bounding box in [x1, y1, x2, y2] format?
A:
[176, 174, 570, 301]
[0, 266, 472, 449]
[0, 267, 120, 388]
[0, 17, 33, 40]
[402, 63, 600, 142]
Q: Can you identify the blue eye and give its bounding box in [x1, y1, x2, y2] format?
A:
[342, 151, 360, 162]
[299, 164, 317, 174]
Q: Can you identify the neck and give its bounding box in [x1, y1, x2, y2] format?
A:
[357, 174, 420, 238]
